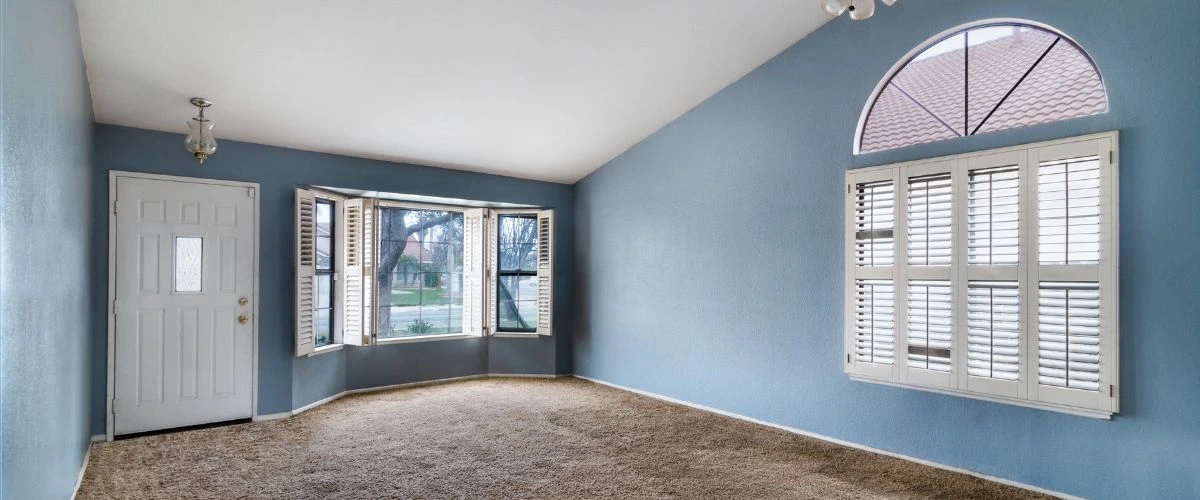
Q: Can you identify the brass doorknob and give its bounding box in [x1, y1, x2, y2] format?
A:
[238, 314, 249, 325]
[238, 297, 249, 306]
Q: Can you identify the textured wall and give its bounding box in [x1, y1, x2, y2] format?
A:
[0, 0, 94, 497]
[573, 1, 1200, 498]
[91, 125, 574, 427]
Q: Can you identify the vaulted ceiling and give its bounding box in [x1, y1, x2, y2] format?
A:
[76, 1, 831, 183]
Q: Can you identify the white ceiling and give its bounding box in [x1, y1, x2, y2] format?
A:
[76, 1, 831, 183]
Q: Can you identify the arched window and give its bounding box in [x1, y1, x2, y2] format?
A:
[855, 20, 1107, 154]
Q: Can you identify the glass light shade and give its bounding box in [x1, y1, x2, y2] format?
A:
[185, 118, 217, 163]
[848, 0, 875, 20]
[881, 0, 896, 6]
[821, 0, 847, 16]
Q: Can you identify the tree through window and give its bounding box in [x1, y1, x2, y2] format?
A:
[376, 207, 464, 338]
[857, 22, 1107, 154]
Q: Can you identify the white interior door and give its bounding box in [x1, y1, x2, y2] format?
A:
[113, 176, 255, 435]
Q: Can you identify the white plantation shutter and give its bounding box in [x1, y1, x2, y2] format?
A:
[295, 188, 317, 356]
[907, 174, 953, 266]
[485, 210, 499, 335]
[846, 170, 897, 381]
[1037, 283, 1100, 391]
[462, 209, 485, 336]
[855, 181, 895, 267]
[536, 210, 554, 336]
[906, 280, 952, 372]
[968, 165, 1021, 265]
[848, 133, 1118, 417]
[1030, 138, 1117, 411]
[854, 279, 895, 365]
[966, 282, 1020, 381]
[341, 198, 369, 346]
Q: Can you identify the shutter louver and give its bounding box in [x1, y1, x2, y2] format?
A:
[968, 166, 1020, 265]
[536, 209, 554, 336]
[966, 282, 1019, 380]
[342, 199, 367, 346]
[295, 189, 317, 356]
[854, 279, 895, 365]
[1038, 156, 1101, 265]
[907, 174, 952, 266]
[855, 181, 894, 267]
[462, 209, 484, 336]
[907, 280, 952, 372]
[1037, 283, 1101, 391]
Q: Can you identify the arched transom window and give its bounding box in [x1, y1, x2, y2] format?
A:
[856, 21, 1107, 154]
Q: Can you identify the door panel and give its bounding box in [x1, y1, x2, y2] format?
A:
[114, 176, 255, 435]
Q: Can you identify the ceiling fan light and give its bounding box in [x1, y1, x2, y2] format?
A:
[848, 0, 876, 20]
[821, 0, 847, 16]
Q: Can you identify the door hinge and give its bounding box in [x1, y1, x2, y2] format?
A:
[247, 187, 256, 198]
[1109, 150, 1114, 163]
[111, 398, 118, 415]
[112, 200, 119, 215]
[1109, 384, 1114, 397]
[846, 353, 851, 363]
[847, 184, 851, 194]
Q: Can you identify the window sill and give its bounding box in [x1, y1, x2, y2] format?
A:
[848, 374, 1114, 419]
[376, 333, 478, 345]
[493, 332, 540, 339]
[311, 344, 343, 356]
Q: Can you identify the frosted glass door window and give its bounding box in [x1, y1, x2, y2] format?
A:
[174, 236, 203, 292]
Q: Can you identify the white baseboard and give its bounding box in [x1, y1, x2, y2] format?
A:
[572, 375, 1078, 500]
[486, 373, 566, 379]
[71, 441, 94, 500]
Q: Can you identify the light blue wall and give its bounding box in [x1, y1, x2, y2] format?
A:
[0, 0, 94, 498]
[573, 1, 1200, 498]
[91, 125, 575, 429]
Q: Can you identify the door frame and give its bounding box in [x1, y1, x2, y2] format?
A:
[106, 171, 261, 441]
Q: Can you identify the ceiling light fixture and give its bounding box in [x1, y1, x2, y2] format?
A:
[184, 97, 217, 164]
[822, 0, 895, 20]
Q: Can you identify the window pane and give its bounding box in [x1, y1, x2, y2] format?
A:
[316, 201, 333, 270]
[317, 274, 332, 309]
[174, 236, 203, 292]
[498, 275, 538, 330]
[315, 308, 332, 347]
[376, 207, 464, 338]
[498, 216, 538, 272]
[859, 23, 1107, 154]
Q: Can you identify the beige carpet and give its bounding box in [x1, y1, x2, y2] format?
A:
[78, 378, 1051, 499]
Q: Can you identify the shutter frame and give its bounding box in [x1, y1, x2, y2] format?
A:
[462, 209, 485, 336]
[485, 209, 499, 335]
[341, 198, 369, 346]
[295, 188, 317, 356]
[536, 209, 554, 336]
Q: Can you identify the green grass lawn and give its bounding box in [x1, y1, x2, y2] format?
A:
[390, 288, 449, 306]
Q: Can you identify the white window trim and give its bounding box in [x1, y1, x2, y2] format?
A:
[844, 131, 1119, 419]
[311, 343, 344, 356]
[376, 333, 476, 345]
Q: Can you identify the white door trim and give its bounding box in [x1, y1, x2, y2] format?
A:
[106, 170, 260, 441]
